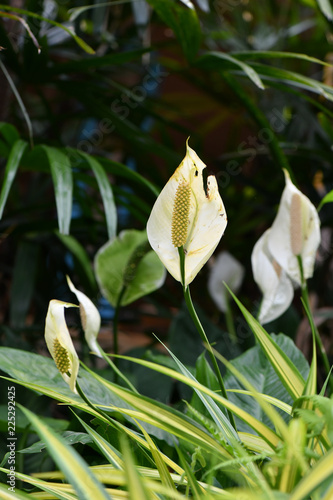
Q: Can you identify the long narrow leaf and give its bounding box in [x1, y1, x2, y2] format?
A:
[290, 447, 333, 500]
[0, 481, 40, 499]
[74, 413, 123, 470]
[233, 50, 330, 66]
[0, 468, 76, 499]
[120, 435, 153, 500]
[198, 52, 265, 89]
[250, 62, 333, 101]
[108, 356, 279, 450]
[41, 146, 73, 235]
[162, 340, 240, 445]
[0, 4, 95, 53]
[177, 447, 206, 499]
[227, 287, 305, 400]
[0, 139, 27, 218]
[79, 152, 117, 240]
[316, 0, 333, 19]
[137, 422, 178, 494]
[55, 231, 97, 292]
[19, 405, 112, 500]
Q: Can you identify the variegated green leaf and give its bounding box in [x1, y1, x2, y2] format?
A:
[228, 288, 305, 400]
[19, 405, 112, 500]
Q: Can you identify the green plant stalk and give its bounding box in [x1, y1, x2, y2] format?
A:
[224, 292, 237, 344]
[113, 287, 126, 367]
[178, 247, 237, 430]
[297, 256, 333, 393]
[97, 343, 138, 393]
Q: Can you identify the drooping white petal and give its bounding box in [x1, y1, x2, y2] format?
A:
[208, 251, 245, 312]
[147, 141, 227, 286]
[252, 229, 294, 324]
[268, 170, 321, 285]
[45, 299, 79, 393]
[66, 276, 102, 358]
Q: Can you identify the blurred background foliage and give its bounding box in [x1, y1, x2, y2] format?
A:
[1, 0, 333, 399]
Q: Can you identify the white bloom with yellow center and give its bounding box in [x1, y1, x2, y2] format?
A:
[268, 169, 321, 285]
[45, 299, 79, 393]
[66, 276, 102, 358]
[147, 141, 227, 287]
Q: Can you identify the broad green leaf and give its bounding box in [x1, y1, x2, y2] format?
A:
[55, 231, 97, 292]
[0, 139, 27, 218]
[224, 334, 308, 431]
[41, 146, 73, 235]
[316, 0, 333, 19]
[0, 122, 20, 145]
[95, 229, 166, 307]
[228, 289, 306, 400]
[197, 52, 265, 89]
[79, 153, 117, 240]
[317, 189, 333, 212]
[290, 447, 333, 500]
[146, 0, 201, 62]
[19, 431, 92, 454]
[0, 348, 175, 445]
[18, 406, 112, 500]
[213, 348, 291, 446]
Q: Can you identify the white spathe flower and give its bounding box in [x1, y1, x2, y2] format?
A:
[207, 251, 245, 312]
[268, 170, 321, 286]
[252, 229, 294, 324]
[45, 299, 79, 393]
[147, 140, 227, 287]
[66, 276, 102, 358]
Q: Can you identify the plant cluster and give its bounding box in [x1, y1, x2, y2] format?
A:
[1, 0, 333, 499]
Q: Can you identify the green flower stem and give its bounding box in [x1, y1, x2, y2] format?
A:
[76, 378, 117, 428]
[178, 247, 237, 430]
[113, 287, 126, 363]
[225, 293, 237, 344]
[297, 256, 332, 393]
[97, 343, 138, 393]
